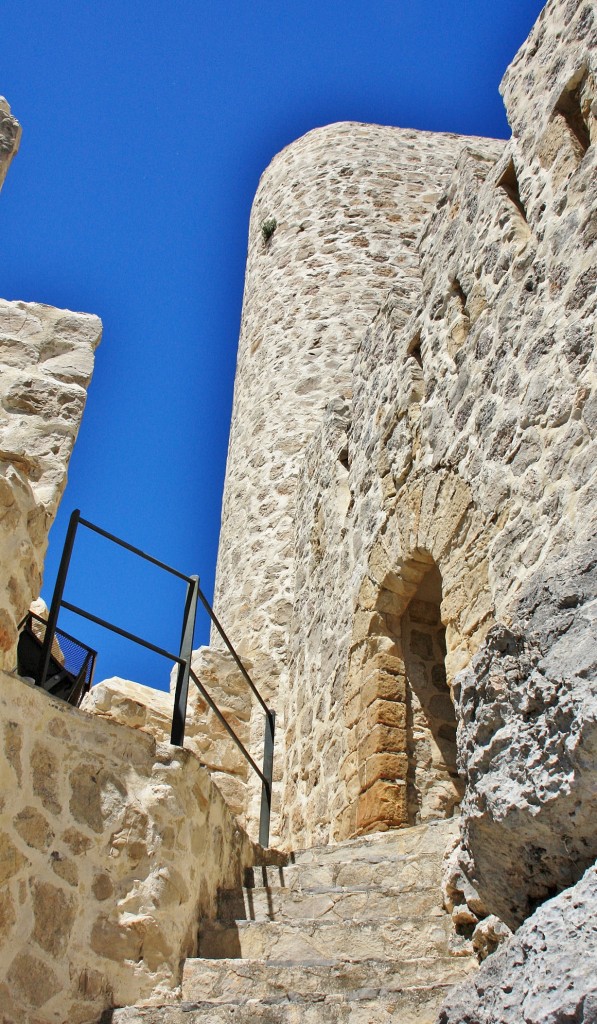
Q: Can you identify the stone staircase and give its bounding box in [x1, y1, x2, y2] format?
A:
[112, 819, 476, 1023]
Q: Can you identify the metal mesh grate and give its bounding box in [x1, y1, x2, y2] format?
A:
[25, 612, 96, 689]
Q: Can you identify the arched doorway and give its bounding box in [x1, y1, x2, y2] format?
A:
[338, 470, 495, 841]
[401, 563, 462, 824]
[344, 551, 464, 837]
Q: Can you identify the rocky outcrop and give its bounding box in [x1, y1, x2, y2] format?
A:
[438, 863, 597, 1024]
[445, 548, 597, 930]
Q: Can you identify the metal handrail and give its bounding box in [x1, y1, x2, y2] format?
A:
[57, 600, 268, 785]
[189, 668, 268, 786]
[39, 509, 275, 846]
[196, 590, 270, 718]
[78, 515, 193, 583]
[61, 600, 185, 662]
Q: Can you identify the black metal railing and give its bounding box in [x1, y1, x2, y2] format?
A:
[38, 509, 275, 847]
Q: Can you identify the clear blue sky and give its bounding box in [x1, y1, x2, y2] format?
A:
[1, 1, 544, 691]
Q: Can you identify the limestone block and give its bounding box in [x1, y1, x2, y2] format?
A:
[14, 806, 55, 850]
[365, 698, 407, 730]
[357, 722, 407, 761]
[30, 741, 61, 814]
[0, 831, 29, 883]
[358, 752, 408, 792]
[6, 953, 61, 1010]
[355, 779, 407, 832]
[31, 881, 76, 956]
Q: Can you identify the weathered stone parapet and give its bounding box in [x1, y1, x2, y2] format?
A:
[0, 301, 101, 671]
[0, 99, 21, 190]
[85, 646, 254, 826]
[0, 669, 258, 1024]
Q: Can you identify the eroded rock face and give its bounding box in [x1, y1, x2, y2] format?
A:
[447, 602, 597, 929]
[438, 864, 597, 1024]
[445, 529, 597, 930]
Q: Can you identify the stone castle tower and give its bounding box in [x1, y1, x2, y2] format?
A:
[0, 1, 595, 1022]
[212, 123, 500, 690]
[212, 0, 596, 864]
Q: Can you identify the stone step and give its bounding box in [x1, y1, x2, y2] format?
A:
[182, 954, 476, 1003]
[247, 850, 444, 891]
[287, 819, 459, 866]
[112, 982, 465, 1024]
[217, 882, 442, 923]
[199, 913, 457, 961]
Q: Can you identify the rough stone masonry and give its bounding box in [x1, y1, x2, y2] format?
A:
[0, 0, 596, 1021]
[207, 0, 597, 1015]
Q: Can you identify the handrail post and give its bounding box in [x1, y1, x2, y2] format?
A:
[38, 509, 80, 689]
[171, 574, 199, 747]
[259, 709, 275, 848]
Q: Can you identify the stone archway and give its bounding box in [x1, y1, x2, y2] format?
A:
[338, 470, 496, 840]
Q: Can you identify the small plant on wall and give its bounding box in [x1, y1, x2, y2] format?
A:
[261, 216, 277, 243]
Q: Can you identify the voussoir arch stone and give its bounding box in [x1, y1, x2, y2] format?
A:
[338, 470, 497, 839]
[357, 469, 496, 677]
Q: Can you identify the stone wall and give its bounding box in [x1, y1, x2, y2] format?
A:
[277, 0, 596, 912]
[212, 122, 501, 696]
[418, 0, 597, 931]
[211, 122, 501, 838]
[0, 670, 258, 1024]
[0, 300, 101, 671]
[84, 645, 255, 827]
[2, 1, 594, 1019]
